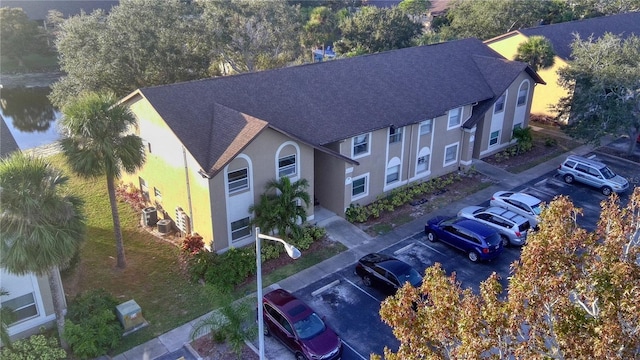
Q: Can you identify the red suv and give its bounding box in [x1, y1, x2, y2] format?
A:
[262, 288, 342, 360]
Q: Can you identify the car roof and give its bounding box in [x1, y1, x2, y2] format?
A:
[565, 154, 607, 168]
[495, 191, 541, 206]
[484, 206, 528, 223]
[359, 252, 396, 264]
[263, 288, 313, 322]
[453, 217, 498, 237]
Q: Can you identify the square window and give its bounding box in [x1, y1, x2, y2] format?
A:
[444, 144, 458, 165]
[353, 134, 369, 157]
[231, 217, 251, 241]
[389, 126, 402, 144]
[228, 168, 249, 193]
[489, 130, 500, 146]
[352, 176, 367, 197]
[2, 293, 37, 324]
[494, 94, 505, 114]
[448, 107, 462, 128]
[419, 120, 432, 135]
[386, 165, 400, 184]
[139, 177, 149, 201]
[417, 154, 430, 173]
[278, 154, 296, 178]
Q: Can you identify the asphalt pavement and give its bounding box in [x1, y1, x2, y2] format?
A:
[112, 132, 638, 360]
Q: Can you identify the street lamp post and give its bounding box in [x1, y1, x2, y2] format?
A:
[255, 227, 301, 360]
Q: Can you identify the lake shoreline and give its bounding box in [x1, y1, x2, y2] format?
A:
[0, 72, 62, 88]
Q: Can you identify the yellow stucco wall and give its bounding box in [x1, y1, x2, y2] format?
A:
[487, 33, 570, 118]
[121, 96, 215, 247]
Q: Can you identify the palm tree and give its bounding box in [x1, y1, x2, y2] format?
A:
[60, 92, 145, 269]
[0, 153, 85, 350]
[514, 35, 556, 72]
[250, 177, 311, 239]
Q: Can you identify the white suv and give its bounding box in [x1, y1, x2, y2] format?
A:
[557, 155, 629, 196]
[490, 191, 542, 228]
[457, 206, 531, 247]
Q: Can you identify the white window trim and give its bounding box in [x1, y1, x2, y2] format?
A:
[352, 133, 371, 158]
[275, 141, 300, 181]
[517, 80, 530, 107]
[443, 142, 459, 167]
[388, 126, 403, 144]
[494, 93, 506, 114]
[416, 147, 431, 175]
[489, 130, 500, 147]
[277, 154, 296, 178]
[351, 173, 369, 201]
[447, 107, 463, 130]
[230, 217, 252, 242]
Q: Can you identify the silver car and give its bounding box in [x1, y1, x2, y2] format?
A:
[557, 155, 629, 196]
[458, 206, 530, 247]
[489, 191, 542, 228]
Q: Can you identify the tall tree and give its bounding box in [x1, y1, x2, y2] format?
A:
[0, 153, 85, 351]
[335, 6, 423, 56]
[398, 0, 431, 17]
[514, 35, 556, 72]
[555, 33, 640, 155]
[201, 0, 303, 74]
[0, 7, 49, 69]
[50, 0, 211, 108]
[302, 6, 340, 53]
[249, 177, 311, 239]
[375, 190, 640, 359]
[59, 92, 145, 269]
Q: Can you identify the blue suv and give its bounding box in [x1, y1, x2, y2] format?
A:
[424, 216, 503, 262]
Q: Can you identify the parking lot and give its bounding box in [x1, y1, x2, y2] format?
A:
[275, 150, 640, 360]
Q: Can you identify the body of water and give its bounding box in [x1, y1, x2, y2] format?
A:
[0, 86, 62, 150]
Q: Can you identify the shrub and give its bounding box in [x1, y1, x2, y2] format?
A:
[513, 126, 533, 153]
[187, 250, 217, 283]
[544, 137, 557, 147]
[203, 247, 256, 292]
[0, 334, 67, 360]
[181, 233, 205, 255]
[63, 289, 121, 359]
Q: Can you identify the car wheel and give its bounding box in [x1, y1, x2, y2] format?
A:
[295, 353, 307, 360]
[564, 174, 574, 184]
[426, 230, 437, 242]
[500, 235, 510, 248]
[363, 275, 372, 287]
[468, 251, 479, 263]
[601, 186, 612, 196]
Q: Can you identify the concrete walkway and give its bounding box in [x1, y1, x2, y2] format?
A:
[113, 136, 620, 360]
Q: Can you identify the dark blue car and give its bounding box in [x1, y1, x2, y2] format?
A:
[424, 216, 503, 262]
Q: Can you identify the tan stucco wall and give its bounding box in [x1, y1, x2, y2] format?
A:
[121, 96, 214, 247]
[314, 144, 348, 216]
[487, 33, 569, 118]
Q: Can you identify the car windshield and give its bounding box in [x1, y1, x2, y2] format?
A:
[485, 232, 502, 247]
[293, 312, 326, 340]
[600, 166, 615, 179]
[398, 267, 423, 287]
[531, 203, 542, 215]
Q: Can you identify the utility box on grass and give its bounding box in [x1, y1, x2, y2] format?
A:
[116, 299, 148, 335]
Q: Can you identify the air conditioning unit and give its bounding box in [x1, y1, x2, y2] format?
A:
[141, 207, 157, 226]
[157, 219, 172, 234]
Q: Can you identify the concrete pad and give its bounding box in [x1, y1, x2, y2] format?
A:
[120, 338, 169, 360]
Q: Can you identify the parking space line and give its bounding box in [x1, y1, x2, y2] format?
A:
[394, 243, 415, 255]
[311, 279, 340, 297]
[415, 241, 447, 255]
[342, 277, 380, 302]
[342, 340, 368, 360]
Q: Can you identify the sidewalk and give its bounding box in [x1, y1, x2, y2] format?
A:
[113, 139, 607, 360]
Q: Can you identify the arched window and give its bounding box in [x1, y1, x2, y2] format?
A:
[517, 81, 530, 106]
[386, 157, 401, 185]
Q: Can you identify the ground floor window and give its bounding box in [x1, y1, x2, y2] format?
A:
[231, 217, 251, 241]
[417, 154, 430, 173]
[444, 143, 459, 166]
[352, 175, 367, 198]
[489, 130, 500, 146]
[1, 292, 37, 324]
[386, 165, 400, 184]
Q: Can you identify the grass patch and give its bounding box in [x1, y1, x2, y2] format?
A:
[44, 153, 345, 356]
[1, 53, 59, 73]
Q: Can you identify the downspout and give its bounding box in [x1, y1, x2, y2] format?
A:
[183, 146, 194, 232]
[406, 124, 414, 181]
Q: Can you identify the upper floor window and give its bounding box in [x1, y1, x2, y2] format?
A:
[419, 119, 432, 135]
[448, 107, 463, 129]
[228, 168, 249, 193]
[494, 94, 506, 113]
[278, 154, 296, 178]
[417, 154, 430, 174]
[352, 134, 370, 157]
[517, 82, 529, 106]
[388, 126, 402, 144]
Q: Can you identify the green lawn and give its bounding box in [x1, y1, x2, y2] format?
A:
[47, 154, 345, 355]
[0, 53, 59, 73]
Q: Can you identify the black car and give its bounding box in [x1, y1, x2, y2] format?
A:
[355, 253, 423, 294]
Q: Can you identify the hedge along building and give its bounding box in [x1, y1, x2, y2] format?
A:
[119, 38, 544, 252]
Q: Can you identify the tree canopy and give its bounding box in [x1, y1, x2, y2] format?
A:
[335, 6, 423, 56]
[556, 33, 640, 154]
[376, 189, 640, 359]
[514, 35, 556, 72]
[0, 7, 49, 68]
